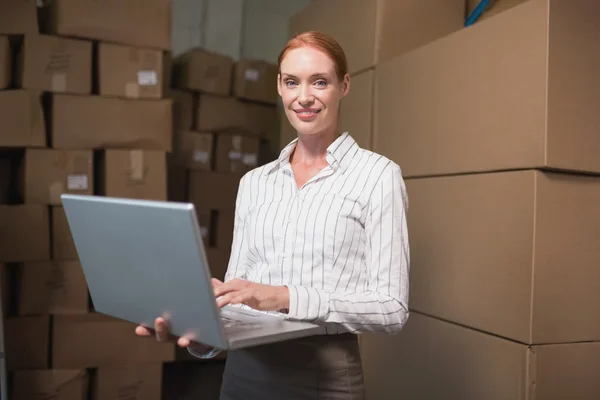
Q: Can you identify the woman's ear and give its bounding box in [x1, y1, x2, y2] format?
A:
[341, 73, 351, 97]
[277, 74, 283, 97]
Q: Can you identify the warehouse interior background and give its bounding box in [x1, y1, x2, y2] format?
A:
[1, 0, 600, 399]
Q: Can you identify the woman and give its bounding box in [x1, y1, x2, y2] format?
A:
[136, 31, 410, 399]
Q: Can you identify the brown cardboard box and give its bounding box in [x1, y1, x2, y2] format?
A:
[233, 60, 278, 105]
[173, 131, 214, 170]
[51, 95, 172, 150]
[361, 312, 600, 400]
[92, 364, 162, 400]
[188, 171, 240, 211]
[0, 36, 10, 89]
[280, 68, 374, 150]
[52, 313, 174, 368]
[41, 0, 171, 50]
[169, 89, 197, 132]
[19, 149, 94, 205]
[375, 0, 600, 177]
[0, 205, 50, 262]
[214, 132, 260, 174]
[17, 34, 92, 94]
[98, 42, 163, 99]
[467, 0, 529, 21]
[52, 206, 77, 261]
[12, 370, 89, 400]
[197, 95, 278, 139]
[0, 90, 46, 148]
[98, 150, 167, 201]
[172, 48, 234, 96]
[0, 0, 38, 35]
[5, 315, 50, 370]
[406, 170, 600, 345]
[17, 260, 88, 316]
[290, 0, 465, 75]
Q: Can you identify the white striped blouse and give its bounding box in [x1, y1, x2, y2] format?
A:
[224, 131, 410, 336]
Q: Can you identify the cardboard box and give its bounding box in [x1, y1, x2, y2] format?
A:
[188, 171, 240, 211]
[0, 205, 50, 262]
[0, 0, 38, 35]
[233, 60, 278, 105]
[405, 170, 600, 345]
[0, 36, 10, 89]
[5, 315, 50, 370]
[169, 89, 197, 132]
[280, 68, 374, 150]
[214, 132, 260, 174]
[289, 0, 465, 75]
[361, 312, 600, 400]
[0, 90, 46, 148]
[41, 0, 171, 50]
[98, 42, 163, 99]
[98, 150, 167, 201]
[12, 370, 89, 400]
[0, 155, 14, 204]
[173, 131, 214, 170]
[52, 206, 77, 261]
[51, 95, 172, 151]
[17, 34, 92, 94]
[52, 313, 174, 369]
[196, 95, 278, 139]
[18, 149, 94, 205]
[172, 49, 234, 96]
[467, 0, 529, 21]
[92, 364, 162, 400]
[375, 0, 600, 177]
[17, 261, 88, 316]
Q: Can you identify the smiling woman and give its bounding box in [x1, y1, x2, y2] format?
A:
[135, 31, 410, 400]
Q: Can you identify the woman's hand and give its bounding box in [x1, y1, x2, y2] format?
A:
[213, 278, 290, 312]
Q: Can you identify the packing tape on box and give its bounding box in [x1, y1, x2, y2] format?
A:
[129, 150, 144, 181]
[52, 73, 67, 92]
[125, 82, 140, 99]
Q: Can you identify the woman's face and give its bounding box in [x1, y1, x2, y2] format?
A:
[277, 46, 350, 137]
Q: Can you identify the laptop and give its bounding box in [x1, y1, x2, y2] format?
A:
[60, 194, 323, 351]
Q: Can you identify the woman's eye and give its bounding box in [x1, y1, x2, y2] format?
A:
[285, 81, 297, 87]
[315, 80, 327, 87]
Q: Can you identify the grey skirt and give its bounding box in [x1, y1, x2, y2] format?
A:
[219, 333, 365, 400]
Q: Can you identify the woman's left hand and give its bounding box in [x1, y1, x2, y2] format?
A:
[212, 278, 290, 312]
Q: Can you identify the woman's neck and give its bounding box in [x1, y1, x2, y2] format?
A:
[291, 130, 338, 166]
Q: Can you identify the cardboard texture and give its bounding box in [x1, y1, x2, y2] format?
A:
[289, 0, 465, 75]
[17, 34, 92, 94]
[196, 95, 278, 139]
[92, 364, 162, 400]
[233, 60, 278, 105]
[0, 90, 46, 148]
[214, 132, 260, 174]
[188, 171, 240, 211]
[52, 313, 174, 369]
[98, 42, 164, 99]
[280, 68, 374, 150]
[41, 0, 171, 50]
[173, 131, 214, 170]
[4, 315, 50, 371]
[169, 89, 197, 132]
[375, 0, 600, 177]
[12, 370, 89, 400]
[17, 261, 89, 316]
[0, 205, 50, 262]
[51, 95, 172, 150]
[0, 0, 38, 35]
[406, 170, 600, 345]
[98, 150, 167, 201]
[52, 206, 78, 261]
[0, 36, 10, 89]
[19, 149, 94, 205]
[360, 313, 600, 400]
[172, 49, 234, 96]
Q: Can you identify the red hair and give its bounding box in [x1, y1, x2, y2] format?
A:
[278, 31, 348, 82]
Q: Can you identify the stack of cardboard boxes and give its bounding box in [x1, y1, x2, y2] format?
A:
[166, 49, 280, 285]
[0, 0, 176, 398]
[290, 0, 600, 398]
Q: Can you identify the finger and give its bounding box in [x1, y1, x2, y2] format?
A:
[154, 317, 170, 341]
[216, 291, 241, 308]
[177, 336, 191, 347]
[211, 278, 223, 288]
[135, 325, 152, 336]
[230, 291, 253, 306]
[213, 280, 242, 298]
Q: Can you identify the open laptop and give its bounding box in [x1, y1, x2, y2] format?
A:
[60, 194, 323, 351]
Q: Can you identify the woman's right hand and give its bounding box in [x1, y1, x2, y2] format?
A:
[134, 317, 213, 353]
